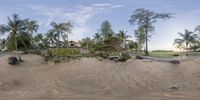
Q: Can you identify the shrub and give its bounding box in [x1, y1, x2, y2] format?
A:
[119, 53, 131, 61]
[50, 48, 80, 57]
[173, 54, 179, 56]
[96, 51, 109, 58]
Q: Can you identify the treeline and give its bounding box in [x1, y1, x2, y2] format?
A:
[1, 8, 199, 60]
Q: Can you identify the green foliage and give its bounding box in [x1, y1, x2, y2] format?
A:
[129, 8, 173, 55]
[172, 54, 179, 56]
[0, 14, 39, 51]
[174, 29, 198, 53]
[119, 53, 131, 61]
[100, 20, 114, 39]
[48, 21, 73, 49]
[152, 50, 173, 52]
[150, 52, 178, 58]
[50, 48, 80, 57]
[79, 37, 94, 50]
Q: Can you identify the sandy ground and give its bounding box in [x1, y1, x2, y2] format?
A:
[0, 54, 200, 100]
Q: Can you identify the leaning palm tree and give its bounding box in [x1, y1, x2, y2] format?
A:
[174, 29, 197, 56]
[0, 14, 26, 61]
[48, 21, 73, 56]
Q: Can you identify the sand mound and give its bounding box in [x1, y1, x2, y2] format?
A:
[0, 54, 200, 100]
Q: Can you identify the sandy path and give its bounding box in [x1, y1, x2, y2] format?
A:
[0, 54, 200, 100]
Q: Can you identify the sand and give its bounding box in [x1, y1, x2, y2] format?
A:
[0, 54, 200, 100]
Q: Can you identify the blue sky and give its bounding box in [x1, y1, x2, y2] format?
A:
[0, 0, 200, 50]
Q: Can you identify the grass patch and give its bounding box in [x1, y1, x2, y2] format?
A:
[149, 51, 200, 58]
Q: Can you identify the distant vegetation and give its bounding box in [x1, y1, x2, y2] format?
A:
[0, 8, 200, 63]
[152, 50, 174, 52]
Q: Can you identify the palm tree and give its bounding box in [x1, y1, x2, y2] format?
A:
[174, 38, 184, 52]
[25, 19, 39, 35]
[174, 29, 197, 55]
[46, 31, 55, 48]
[33, 33, 44, 49]
[0, 14, 26, 61]
[81, 37, 93, 50]
[48, 21, 73, 56]
[116, 30, 130, 48]
[23, 19, 39, 51]
[93, 33, 102, 44]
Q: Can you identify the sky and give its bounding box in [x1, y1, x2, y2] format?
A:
[0, 0, 200, 50]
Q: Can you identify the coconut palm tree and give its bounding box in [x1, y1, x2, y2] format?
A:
[33, 33, 44, 49]
[174, 38, 184, 52]
[0, 14, 27, 61]
[48, 21, 73, 56]
[116, 30, 130, 48]
[46, 31, 55, 48]
[93, 33, 102, 44]
[25, 19, 39, 35]
[23, 19, 39, 50]
[174, 29, 197, 55]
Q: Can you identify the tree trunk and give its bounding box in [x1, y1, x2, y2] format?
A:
[145, 20, 149, 56]
[186, 42, 188, 56]
[145, 32, 149, 56]
[56, 33, 60, 57]
[145, 26, 149, 56]
[66, 35, 69, 48]
[14, 34, 23, 62]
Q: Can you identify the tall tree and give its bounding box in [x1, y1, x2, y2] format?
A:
[129, 8, 173, 55]
[100, 20, 114, 39]
[0, 14, 27, 61]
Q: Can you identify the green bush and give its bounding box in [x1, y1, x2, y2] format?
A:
[173, 54, 179, 56]
[50, 48, 80, 57]
[119, 53, 131, 61]
[95, 51, 109, 58]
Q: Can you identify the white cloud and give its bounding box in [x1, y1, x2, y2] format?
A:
[91, 3, 111, 7]
[111, 5, 124, 8]
[26, 3, 124, 40]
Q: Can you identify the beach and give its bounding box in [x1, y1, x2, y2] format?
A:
[0, 54, 200, 100]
